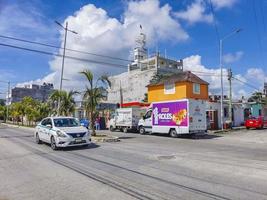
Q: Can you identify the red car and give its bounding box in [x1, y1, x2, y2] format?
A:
[245, 116, 267, 129]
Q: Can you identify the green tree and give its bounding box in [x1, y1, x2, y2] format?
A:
[22, 97, 38, 126]
[248, 92, 266, 104]
[0, 105, 6, 121]
[80, 69, 110, 136]
[36, 102, 51, 121]
[10, 102, 23, 124]
[49, 90, 78, 116]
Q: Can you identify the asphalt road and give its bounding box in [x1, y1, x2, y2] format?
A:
[1, 125, 267, 200]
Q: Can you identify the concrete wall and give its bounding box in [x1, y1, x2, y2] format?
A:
[107, 69, 157, 104]
[206, 102, 245, 128]
[106, 55, 183, 104]
[250, 103, 263, 117]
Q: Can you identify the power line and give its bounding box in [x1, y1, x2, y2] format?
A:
[207, 0, 220, 42]
[232, 76, 260, 91]
[0, 34, 132, 63]
[0, 42, 128, 69]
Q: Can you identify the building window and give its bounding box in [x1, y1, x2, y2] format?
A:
[164, 83, 175, 94]
[193, 83, 200, 94]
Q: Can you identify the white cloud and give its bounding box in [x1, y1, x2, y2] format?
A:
[245, 68, 267, 89]
[223, 51, 243, 64]
[211, 0, 237, 10]
[0, 1, 57, 41]
[22, 0, 189, 92]
[183, 55, 264, 99]
[174, 0, 213, 24]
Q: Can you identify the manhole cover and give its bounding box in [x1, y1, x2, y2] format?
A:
[157, 155, 176, 160]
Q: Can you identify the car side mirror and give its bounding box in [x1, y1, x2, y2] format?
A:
[46, 124, 52, 129]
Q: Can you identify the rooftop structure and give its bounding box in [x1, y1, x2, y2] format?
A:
[106, 30, 183, 104]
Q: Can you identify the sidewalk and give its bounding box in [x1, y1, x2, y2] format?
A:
[0, 123, 119, 142]
[208, 126, 246, 134]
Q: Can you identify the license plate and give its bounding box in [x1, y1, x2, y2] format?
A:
[75, 138, 82, 143]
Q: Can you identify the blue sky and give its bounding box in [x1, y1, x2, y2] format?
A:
[0, 0, 266, 99]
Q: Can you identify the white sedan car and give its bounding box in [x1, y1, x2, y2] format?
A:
[35, 117, 91, 150]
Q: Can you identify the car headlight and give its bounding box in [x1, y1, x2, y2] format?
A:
[56, 130, 67, 137]
[85, 131, 91, 137]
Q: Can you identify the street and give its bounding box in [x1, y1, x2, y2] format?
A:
[1, 126, 267, 200]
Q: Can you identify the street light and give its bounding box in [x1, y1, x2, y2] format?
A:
[55, 21, 78, 115]
[219, 28, 242, 130]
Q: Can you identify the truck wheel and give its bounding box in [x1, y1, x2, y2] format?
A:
[123, 127, 128, 133]
[170, 129, 178, 138]
[139, 126, 146, 135]
[246, 127, 249, 130]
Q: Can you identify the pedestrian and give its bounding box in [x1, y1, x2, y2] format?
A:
[95, 117, 100, 130]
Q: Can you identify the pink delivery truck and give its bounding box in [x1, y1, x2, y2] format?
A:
[138, 99, 207, 137]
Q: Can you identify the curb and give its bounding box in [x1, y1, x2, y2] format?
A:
[1, 123, 34, 131]
[209, 126, 246, 134]
[92, 136, 120, 143]
[2, 123, 120, 142]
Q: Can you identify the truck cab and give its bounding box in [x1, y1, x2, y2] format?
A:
[138, 109, 152, 134]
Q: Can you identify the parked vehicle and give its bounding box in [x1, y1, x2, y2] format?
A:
[109, 107, 145, 133]
[245, 116, 267, 129]
[35, 117, 91, 150]
[80, 118, 89, 129]
[138, 99, 207, 137]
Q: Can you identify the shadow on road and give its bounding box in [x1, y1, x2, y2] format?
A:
[147, 133, 222, 140]
[62, 143, 100, 151]
[118, 136, 136, 140]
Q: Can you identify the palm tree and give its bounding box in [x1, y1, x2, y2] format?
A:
[80, 69, 110, 136]
[36, 102, 51, 121]
[49, 90, 78, 116]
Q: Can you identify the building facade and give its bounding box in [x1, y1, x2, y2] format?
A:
[147, 71, 209, 103]
[106, 31, 183, 104]
[264, 82, 267, 96]
[8, 83, 54, 104]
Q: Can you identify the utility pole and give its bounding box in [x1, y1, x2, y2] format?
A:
[219, 28, 242, 130]
[6, 81, 10, 122]
[228, 68, 233, 128]
[220, 39, 224, 131]
[55, 21, 77, 116]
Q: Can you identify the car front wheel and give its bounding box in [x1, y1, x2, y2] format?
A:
[35, 133, 42, 144]
[50, 136, 58, 150]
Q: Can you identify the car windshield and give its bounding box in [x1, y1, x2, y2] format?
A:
[53, 118, 80, 127]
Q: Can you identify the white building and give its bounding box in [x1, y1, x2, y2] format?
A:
[206, 100, 249, 129]
[106, 31, 183, 104]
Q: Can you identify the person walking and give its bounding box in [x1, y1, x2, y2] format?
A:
[95, 117, 100, 130]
